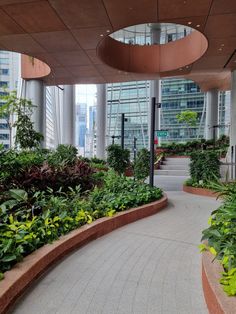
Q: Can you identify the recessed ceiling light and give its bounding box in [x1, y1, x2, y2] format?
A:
[100, 34, 104, 37]
[219, 48, 222, 51]
[179, 68, 183, 71]
[106, 30, 110, 33]
[186, 65, 189, 68]
[221, 43, 225, 47]
[196, 24, 201, 28]
[188, 21, 192, 25]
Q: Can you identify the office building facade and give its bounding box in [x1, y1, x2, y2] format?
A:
[0, 51, 19, 149]
[106, 79, 229, 153]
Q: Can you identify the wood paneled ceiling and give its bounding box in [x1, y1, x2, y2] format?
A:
[0, 0, 235, 90]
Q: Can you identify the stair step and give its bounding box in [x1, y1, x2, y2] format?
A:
[160, 165, 189, 170]
[163, 159, 190, 165]
[154, 169, 189, 176]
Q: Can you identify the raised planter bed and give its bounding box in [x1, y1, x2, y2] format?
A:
[0, 195, 168, 314]
[183, 185, 219, 198]
[202, 250, 236, 314]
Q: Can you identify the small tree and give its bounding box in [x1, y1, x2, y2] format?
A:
[134, 148, 150, 182]
[176, 111, 197, 140]
[106, 144, 130, 175]
[0, 91, 43, 149]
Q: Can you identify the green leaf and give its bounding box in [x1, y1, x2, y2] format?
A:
[1, 254, 17, 262]
[9, 189, 28, 202]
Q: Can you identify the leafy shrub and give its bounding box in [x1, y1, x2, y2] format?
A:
[190, 151, 220, 184]
[0, 171, 163, 278]
[7, 160, 95, 194]
[91, 157, 106, 165]
[0, 149, 46, 189]
[88, 171, 162, 214]
[134, 148, 150, 181]
[201, 181, 236, 296]
[106, 144, 130, 175]
[48, 144, 78, 166]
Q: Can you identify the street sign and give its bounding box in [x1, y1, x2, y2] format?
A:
[155, 130, 168, 137]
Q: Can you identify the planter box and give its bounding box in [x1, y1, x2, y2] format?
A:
[183, 185, 219, 198]
[202, 251, 236, 314]
[0, 195, 168, 314]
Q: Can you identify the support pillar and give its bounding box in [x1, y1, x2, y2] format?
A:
[230, 71, 236, 179]
[62, 85, 75, 146]
[96, 84, 106, 159]
[25, 79, 46, 146]
[205, 89, 219, 140]
[149, 24, 161, 147]
[230, 71, 236, 148]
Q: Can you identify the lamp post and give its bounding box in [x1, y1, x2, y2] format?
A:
[133, 136, 137, 161]
[149, 98, 161, 187]
[121, 113, 125, 149]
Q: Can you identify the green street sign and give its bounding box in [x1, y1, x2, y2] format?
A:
[155, 130, 168, 137]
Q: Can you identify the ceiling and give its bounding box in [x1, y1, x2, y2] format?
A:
[0, 0, 235, 90]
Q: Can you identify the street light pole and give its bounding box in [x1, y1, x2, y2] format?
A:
[133, 136, 137, 161]
[149, 97, 156, 187]
[121, 113, 125, 149]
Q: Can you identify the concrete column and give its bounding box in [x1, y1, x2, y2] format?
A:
[96, 84, 106, 159]
[25, 79, 46, 145]
[205, 88, 219, 140]
[62, 85, 75, 146]
[230, 71, 236, 148]
[149, 24, 161, 146]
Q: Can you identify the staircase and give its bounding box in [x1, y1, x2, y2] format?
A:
[155, 157, 190, 176]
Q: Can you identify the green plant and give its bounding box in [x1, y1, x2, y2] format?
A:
[201, 181, 236, 296]
[176, 110, 197, 139]
[190, 151, 220, 184]
[134, 148, 150, 181]
[0, 171, 163, 278]
[106, 144, 130, 175]
[48, 144, 78, 166]
[0, 91, 43, 148]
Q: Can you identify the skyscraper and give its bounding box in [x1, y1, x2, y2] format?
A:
[0, 51, 19, 149]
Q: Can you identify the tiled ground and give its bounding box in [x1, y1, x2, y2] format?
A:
[11, 188, 219, 314]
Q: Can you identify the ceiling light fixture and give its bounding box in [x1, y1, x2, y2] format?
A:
[188, 21, 192, 25]
[196, 24, 200, 28]
[100, 34, 104, 37]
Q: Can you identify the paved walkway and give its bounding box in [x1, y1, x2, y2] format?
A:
[11, 187, 219, 314]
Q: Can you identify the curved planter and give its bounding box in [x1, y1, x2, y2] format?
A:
[202, 251, 236, 314]
[183, 185, 219, 198]
[0, 195, 168, 314]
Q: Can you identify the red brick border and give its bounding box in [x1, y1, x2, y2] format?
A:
[202, 251, 236, 314]
[0, 195, 168, 314]
[183, 185, 219, 198]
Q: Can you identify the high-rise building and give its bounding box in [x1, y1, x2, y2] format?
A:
[107, 81, 149, 151]
[0, 51, 19, 149]
[106, 79, 230, 153]
[85, 105, 96, 157]
[161, 78, 205, 142]
[76, 103, 87, 155]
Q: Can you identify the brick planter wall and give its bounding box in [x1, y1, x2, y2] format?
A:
[183, 185, 219, 198]
[202, 251, 236, 314]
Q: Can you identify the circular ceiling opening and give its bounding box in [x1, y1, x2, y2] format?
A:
[97, 23, 208, 74]
[109, 23, 193, 46]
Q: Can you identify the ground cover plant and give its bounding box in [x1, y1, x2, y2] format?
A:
[200, 181, 236, 296]
[0, 146, 163, 280]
